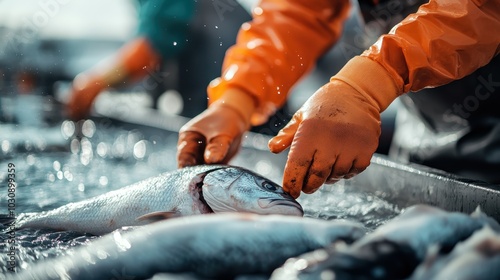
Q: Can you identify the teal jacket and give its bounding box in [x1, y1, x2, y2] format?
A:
[136, 0, 195, 59]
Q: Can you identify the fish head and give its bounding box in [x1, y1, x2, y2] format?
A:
[201, 166, 303, 216]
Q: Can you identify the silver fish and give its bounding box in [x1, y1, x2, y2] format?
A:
[270, 204, 500, 280]
[6, 213, 366, 280]
[410, 226, 500, 280]
[2, 165, 303, 235]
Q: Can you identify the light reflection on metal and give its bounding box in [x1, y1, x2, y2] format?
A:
[133, 140, 147, 160]
[60, 120, 75, 139]
[81, 120, 96, 138]
[96, 142, 108, 158]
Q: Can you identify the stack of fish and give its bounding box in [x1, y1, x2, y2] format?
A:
[2, 165, 500, 279]
[271, 204, 500, 280]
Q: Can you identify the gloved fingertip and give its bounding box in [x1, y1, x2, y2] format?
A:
[303, 187, 320, 194]
[268, 136, 289, 153]
[324, 178, 340, 185]
[283, 185, 300, 199]
[344, 173, 356, 179]
[204, 149, 224, 164]
[177, 155, 197, 168]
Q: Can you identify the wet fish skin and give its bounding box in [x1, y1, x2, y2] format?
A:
[6, 213, 367, 280]
[270, 204, 500, 280]
[410, 226, 500, 280]
[4, 165, 303, 235]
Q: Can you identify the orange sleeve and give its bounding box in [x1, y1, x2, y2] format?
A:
[207, 0, 351, 125]
[362, 0, 500, 94]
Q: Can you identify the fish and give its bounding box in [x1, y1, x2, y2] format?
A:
[5, 213, 367, 280]
[270, 204, 500, 280]
[0, 165, 303, 235]
[409, 226, 500, 280]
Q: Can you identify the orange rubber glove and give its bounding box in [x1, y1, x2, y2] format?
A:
[268, 0, 499, 198]
[177, 88, 256, 167]
[269, 57, 399, 199]
[207, 0, 351, 126]
[66, 37, 160, 120]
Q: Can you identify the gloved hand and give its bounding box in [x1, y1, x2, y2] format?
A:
[177, 88, 255, 168]
[66, 74, 106, 120]
[268, 56, 399, 198]
[66, 37, 160, 121]
[268, 80, 380, 198]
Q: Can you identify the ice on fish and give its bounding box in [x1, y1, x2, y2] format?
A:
[270, 204, 500, 280]
[410, 226, 500, 280]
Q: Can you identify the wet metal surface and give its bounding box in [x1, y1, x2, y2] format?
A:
[349, 156, 500, 221]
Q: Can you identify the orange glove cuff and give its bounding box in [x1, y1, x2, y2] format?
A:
[331, 56, 401, 112]
[209, 87, 257, 129]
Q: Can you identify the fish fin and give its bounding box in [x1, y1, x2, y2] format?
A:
[136, 211, 180, 223]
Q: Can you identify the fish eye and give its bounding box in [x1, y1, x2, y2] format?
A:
[262, 181, 278, 192]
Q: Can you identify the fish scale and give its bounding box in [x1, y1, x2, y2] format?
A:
[15, 172, 193, 234]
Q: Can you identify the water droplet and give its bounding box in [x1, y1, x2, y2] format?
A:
[82, 120, 96, 138]
[70, 139, 80, 154]
[1, 140, 11, 153]
[96, 249, 108, 260]
[64, 171, 73, 181]
[133, 140, 147, 160]
[255, 160, 272, 176]
[53, 161, 61, 171]
[60, 120, 75, 139]
[215, 25, 218, 29]
[97, 142, 108, 157]
[99, 176, 108, 186]
[292, 258, 308, 270]
[173, 42, 177, 46]
[26, 154, 35, 166]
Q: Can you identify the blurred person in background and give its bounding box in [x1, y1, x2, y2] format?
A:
[66, 0, 252, 120]
[177, 0, 500, 198]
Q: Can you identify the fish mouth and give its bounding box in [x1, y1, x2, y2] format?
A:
[258, 198, 304, 216]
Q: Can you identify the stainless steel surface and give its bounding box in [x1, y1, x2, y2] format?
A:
[348, 155, 500, 220]
[96, 99, 500, 221]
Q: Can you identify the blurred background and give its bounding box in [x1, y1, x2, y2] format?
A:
[0, 0, 399, 154]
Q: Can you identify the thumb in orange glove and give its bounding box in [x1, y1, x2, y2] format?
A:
[177, 88, 256, 168]
[268, 57, 399, 198]
[66, 37, 160, 120]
